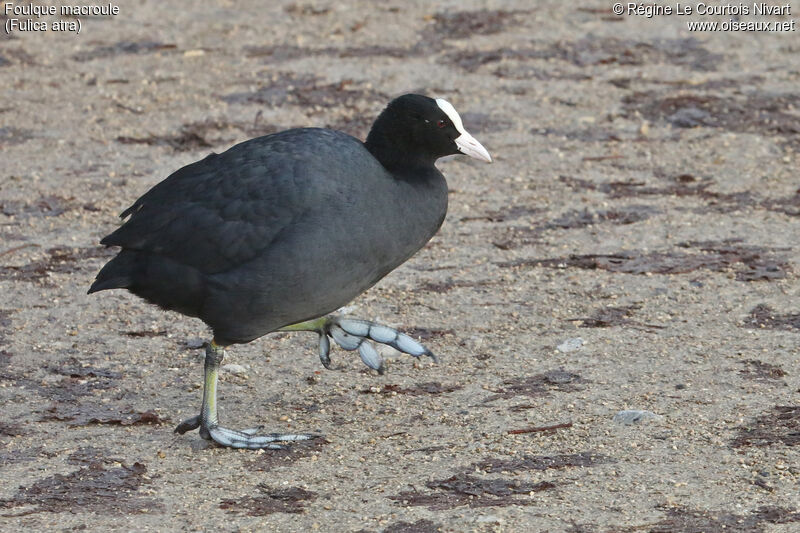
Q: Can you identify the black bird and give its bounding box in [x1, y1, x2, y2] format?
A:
[89, 94, 492, 449]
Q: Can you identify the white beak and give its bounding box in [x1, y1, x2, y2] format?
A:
[435, 98, 492, 163]
[455, 131, 492, 163]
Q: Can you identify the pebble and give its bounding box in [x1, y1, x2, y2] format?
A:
[464, 335, 484, 351]
[185, 338, 205, 349]
[557, 337, 584, 353]
[613, 410, 662, 425]
[190, 439, 214, 452]
[667, 106, 710, 128]
[221, 364, 248, 376]
[475, 515, 504, 524]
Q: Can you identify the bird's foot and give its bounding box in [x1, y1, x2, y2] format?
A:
[318, 316, 437, 373]
[174, 414, 318, 450]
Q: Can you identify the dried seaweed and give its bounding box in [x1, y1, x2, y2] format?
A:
[245, 438, 329, 473]
[739, 359, 787, 383]
[220, 485, 317, 516]
[361, 382, 462, 396]
[473, 451, 610, 473]
[223, 72, 386, 110]
[43, 404, 164, 427]
[568, 304, 664, 330]
[427, 9, 527, 40]
[744, 304, 800, 331]
[0, 462, 160, 515]
[0, 127, 34, 146]
[391, 472, 554, 510]
[73, 41, 176, 62]
[547, 206, 658, 230]
[732, 405, 800, 447]
[498, 240, 789, 282]
[444, 37, 720, 72]
[383, 519, 441, 533]
[0, 246, 115, 284]
[648, 504, 800, 533]
[485, 370, 586, 401]
[0, 195, 76, 217]
[623, 91, 800, 149]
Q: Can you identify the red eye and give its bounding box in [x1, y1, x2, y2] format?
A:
[437, 120, 446, 128]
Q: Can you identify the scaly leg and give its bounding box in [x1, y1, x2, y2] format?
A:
[174, 341, 317, 449]
[280, 315, 437, 374]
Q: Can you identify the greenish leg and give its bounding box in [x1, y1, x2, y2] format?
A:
[198, 341, 224, 439]
[174, 341, 317, 450]
[278, 317, 328, 333]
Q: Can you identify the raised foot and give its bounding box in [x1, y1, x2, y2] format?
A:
[321, 317, 438, 373]
[174, 415, 318, 450]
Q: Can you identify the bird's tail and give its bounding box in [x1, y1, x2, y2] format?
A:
[87, 250, 136, 293]
[88, 249, 205, 318]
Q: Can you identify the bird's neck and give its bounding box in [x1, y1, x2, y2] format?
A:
[364, 120, 435, 175]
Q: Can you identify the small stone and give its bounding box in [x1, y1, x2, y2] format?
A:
[190, 439, 214, 452]
[185, 338, 205, 349]
[221, 364, 248, 376]
[557, 337, 584, 353]
[667, 106, 711, 128]
[475, 515, 504, 524]
[613, 410, 662, 425]
[465, 335, 484, 351]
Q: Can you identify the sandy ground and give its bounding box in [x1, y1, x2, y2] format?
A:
[1, 0, 799, 531]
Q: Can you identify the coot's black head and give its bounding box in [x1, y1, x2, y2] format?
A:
[365, 94, 492, 171]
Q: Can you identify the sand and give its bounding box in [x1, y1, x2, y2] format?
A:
[1, 1, 798, 531]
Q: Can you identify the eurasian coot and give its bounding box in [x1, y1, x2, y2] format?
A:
[90, 94, 492, 449]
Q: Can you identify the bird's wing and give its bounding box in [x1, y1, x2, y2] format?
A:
[101, 132, 333, 274]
